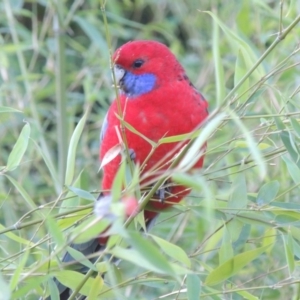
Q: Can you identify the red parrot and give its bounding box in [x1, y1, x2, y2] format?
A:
[43, 40, 208, 300]
[100, 40, 208, 221]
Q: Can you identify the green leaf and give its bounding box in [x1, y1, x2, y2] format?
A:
[234, 49, 249, 102]
[111, 158, 126, 202]
[60, 171, 82, 214]
[159, 130, 201, 144]
[275, 117, 300, 166]
[55, 270, 98, 296]
[179, 112, 226, 170]
[110, 246, 171, 275]
[88, 275, 104, 299]
[283, 232, 295, 275]
[0, 106, 22, 113]
[119, 118, 156, 147]
[205, 244, 271, 286]
[236, 212, 273, 227]
[231, 140, 271, 150]
[6, 123, 30, 171]
[45, 278, 59, 300]
[33, 141, 60, 194]
[280, 131, 300, 166]
[227, 109, 266, 178]
[150, 234, 191, 267]
[186, 274, 201, 300]
[290, 118, 300, 138]
[0, 224, 36, 246]
[126, 231, 175, 277]
[9, 250, 30, 290]
[71, 216, 111, 244]
[66, 246, 98, 271]
[219, 225, 233, 264]
[65, 110, 88, 186]
[172, 173, 202, 192]
[256, 181, 280, 205]
[212, 11, 225, 105]
[282, 155, 300, 184]
[4, 175, 39, 212]
[262, 228, 277, 253]
[237, 290, 259, 300]
[203, 10, 264, 81]
[228, 172, 247, 209]
[73, 16, 107, 51]
[11, 276, 46, 299]
[232, 223, 251, 252]
[67, 186, 96, 201]
[46, 216, 65, 248]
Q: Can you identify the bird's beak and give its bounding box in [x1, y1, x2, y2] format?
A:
[113, 64, 125, 86]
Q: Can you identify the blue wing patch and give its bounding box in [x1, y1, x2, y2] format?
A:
[100, 113, 108, 143]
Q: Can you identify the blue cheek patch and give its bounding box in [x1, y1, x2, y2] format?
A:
[121, 72, 156, 97]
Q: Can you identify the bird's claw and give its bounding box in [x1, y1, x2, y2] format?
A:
[155, 183, 171, 203]
[129, 148, 136, 161]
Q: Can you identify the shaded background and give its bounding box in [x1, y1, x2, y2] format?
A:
[1, 0, 300, 299]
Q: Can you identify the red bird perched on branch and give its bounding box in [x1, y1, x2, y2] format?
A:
[44, 40, 208, 300]
[100, 40, 208, 220]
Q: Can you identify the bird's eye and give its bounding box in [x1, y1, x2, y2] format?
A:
[133, 59, 144, 68]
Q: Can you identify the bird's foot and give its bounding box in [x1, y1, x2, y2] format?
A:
[155, 181, 172, 203]
[128, 148, 136, 161]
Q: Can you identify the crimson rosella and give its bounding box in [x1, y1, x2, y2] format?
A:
[44, 40, 208, 300]
[100, 40, 208, 220]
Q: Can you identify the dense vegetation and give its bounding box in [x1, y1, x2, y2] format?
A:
[1, 1, 300, 299]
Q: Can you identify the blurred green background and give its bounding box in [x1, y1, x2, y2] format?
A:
[1, 0, 300, 299]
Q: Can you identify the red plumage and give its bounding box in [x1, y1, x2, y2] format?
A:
[100, 40, 208, 221]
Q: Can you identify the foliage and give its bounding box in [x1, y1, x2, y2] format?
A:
[1, 0, 300, 299]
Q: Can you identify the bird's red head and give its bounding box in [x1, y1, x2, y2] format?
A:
[112, 40, 184, 82]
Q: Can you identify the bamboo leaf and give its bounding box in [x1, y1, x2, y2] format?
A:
[65, 110, 88, 186]
[256, 181, 280, 206]
[150, 234, 191, 267]
[187, 274, 201, 300]
[6, 123, 30, 171]
[205, 244, 271, 286]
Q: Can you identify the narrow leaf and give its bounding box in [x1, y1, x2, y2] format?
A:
[5, 175, 39, 212]
[88, 275, 103, 299]
[179, 112, 226, 170]
[9, 250, 30, 290]
[0, 106, 22, 113]
[111, 246, 179, 276]
[234, 49, 249, 102]
[186, 274, 201, 300]
[71, 216, 111, 244]
[290, 118, 300, 138]
[282, 155, 300, 184]
[229, 172, 247, 209]
[99, 144, 122, 170]
[0, 224, 35, 246]
[65, 110, 88, 186]
[67, 186, 96, 201]
[205, 244, 271, 286]
[126, 231, 175, 276]
[6, 123, 30, 171]
[55, 270, 97, 296]
[256, 181, 280, 206]
[283, 233, 295, 275]
[66, 247, 98, 271]
[150, 234, 191, 267]
[46, 217, 65, 248]
[219, 225, 233, 264]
